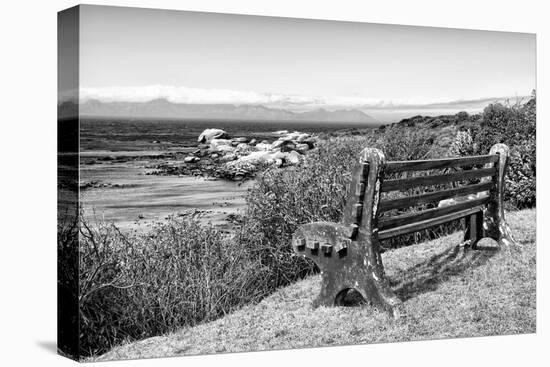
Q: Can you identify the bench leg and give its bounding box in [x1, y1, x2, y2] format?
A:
[464, 211, 483, 249]
[312, 272, 347, 308]
[483, 144, 519, 247]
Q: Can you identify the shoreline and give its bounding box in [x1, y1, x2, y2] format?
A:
[80, 157, 253, 233]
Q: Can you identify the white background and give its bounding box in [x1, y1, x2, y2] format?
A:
[0, 0, 547, 366]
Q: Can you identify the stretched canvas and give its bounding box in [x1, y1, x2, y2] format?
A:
[58, 4, 536, 361]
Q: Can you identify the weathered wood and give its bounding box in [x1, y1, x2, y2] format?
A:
[378, 196, 490, 231]
[321, 243, 333, 255]
[353, 203, 363, 223]
[378, 206, 484, 240]
[381, 167, 496, 192]
[464, 211, 483, 249]
[385, 154, 499, 174]
[378, 181, 493, 212]
[291, 144, 516, 320]
[306, 240, 319, 250]
[483, 144, 519, 246]
[292, 148, 403, 319]
[342, 163, 369, 228]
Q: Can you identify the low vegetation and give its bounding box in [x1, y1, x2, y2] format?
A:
[59, 93, 536, 358]
[93, 209, 536, 361]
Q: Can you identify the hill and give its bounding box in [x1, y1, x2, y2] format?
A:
[67, 98, 379, 125]
[92, 209, 535, 361]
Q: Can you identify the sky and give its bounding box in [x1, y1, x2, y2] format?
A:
[78, 5, 536, 120]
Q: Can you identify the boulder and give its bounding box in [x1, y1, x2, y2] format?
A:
[255, 143, 272, 151]
[234, 151, 275, 165]
[294, 143, 310, 154]
[235, 143, 251, 154]
[281, 142, 297, 152]
[184, 156, 199, 163]
[198, 128, 230, 143]
[286, 150, 302, 165]
[270, 140, 285, 150]
[216, 145, 236, 154]
[273, 130, 289, 136]
[210, 139, 232, 150]
[280, 131, 302, 141]
[220, 153, 237, 162]
[302, 139, 316, 149]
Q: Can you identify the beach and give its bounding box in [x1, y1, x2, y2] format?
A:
[80, 156, 253, 233]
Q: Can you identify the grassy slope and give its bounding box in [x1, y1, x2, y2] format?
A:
[94, 209, 536, 361]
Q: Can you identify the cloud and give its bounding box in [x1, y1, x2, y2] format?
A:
[78, 85, 528, 112]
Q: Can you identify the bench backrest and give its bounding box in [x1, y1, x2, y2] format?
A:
[341, 147, 506, 242]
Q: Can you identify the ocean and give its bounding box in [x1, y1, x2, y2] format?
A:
[80, 118, 370, 151]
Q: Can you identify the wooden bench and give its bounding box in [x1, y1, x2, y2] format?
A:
[292, 143, 517, 318]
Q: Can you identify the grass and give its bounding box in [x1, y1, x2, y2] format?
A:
[92, 209, 536, 361]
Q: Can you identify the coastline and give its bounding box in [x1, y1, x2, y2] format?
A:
[80, 158, 253, 233]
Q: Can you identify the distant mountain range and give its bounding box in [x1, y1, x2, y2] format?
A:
[59, 99, 379, 125]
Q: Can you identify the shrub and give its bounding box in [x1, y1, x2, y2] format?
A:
[75, 213, 271, 356]
[455, 92, 536, 209]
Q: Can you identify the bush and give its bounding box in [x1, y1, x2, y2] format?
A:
[456, 92, 536, 208]
[74, 213, 272, 356]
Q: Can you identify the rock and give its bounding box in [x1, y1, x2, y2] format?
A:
[302, 139, 316, 149]
[220, 153, 237, 162]
[286, 150, 302, 165]
[198, 128, 230, 143]
[255, 143, 272, 151]
[192, 149, 201, 155]
[273, 130, 289, 136]
[271, 140, 285, 150]
[271, 151, 286, 160]
[210, 139, 232, 150]
[294, 143, 310, 154]
[280, 131, 302, 141]
[236, 143, 251, 153]
[274, 158, 284, 167]
[249, 139, 257, 146]
[210, 153, 219, 159]
[152, 140, 161, 144]
[234, 151, 275, 165]
[233, 137, 248, 143]
[184, 156, 199, 163]
[296, 133, 311, 142]
[281, 142, 297, 152]
[260, 140, 269, 144]
[216, 145, 235, 154]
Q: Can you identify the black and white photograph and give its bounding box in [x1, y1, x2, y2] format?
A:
[47, 1, 543, 364]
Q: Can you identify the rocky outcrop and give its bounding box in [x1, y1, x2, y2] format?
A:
[153, 130, 318, 181]
[198, 128, 230, 143]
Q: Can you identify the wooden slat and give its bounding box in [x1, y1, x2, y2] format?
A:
[385, 154, 499, 174]
[378, 181, 493, 212]
[381, 167, 496, 192]
[378, 206, 484, 240]
[378, 196, 489, 231]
